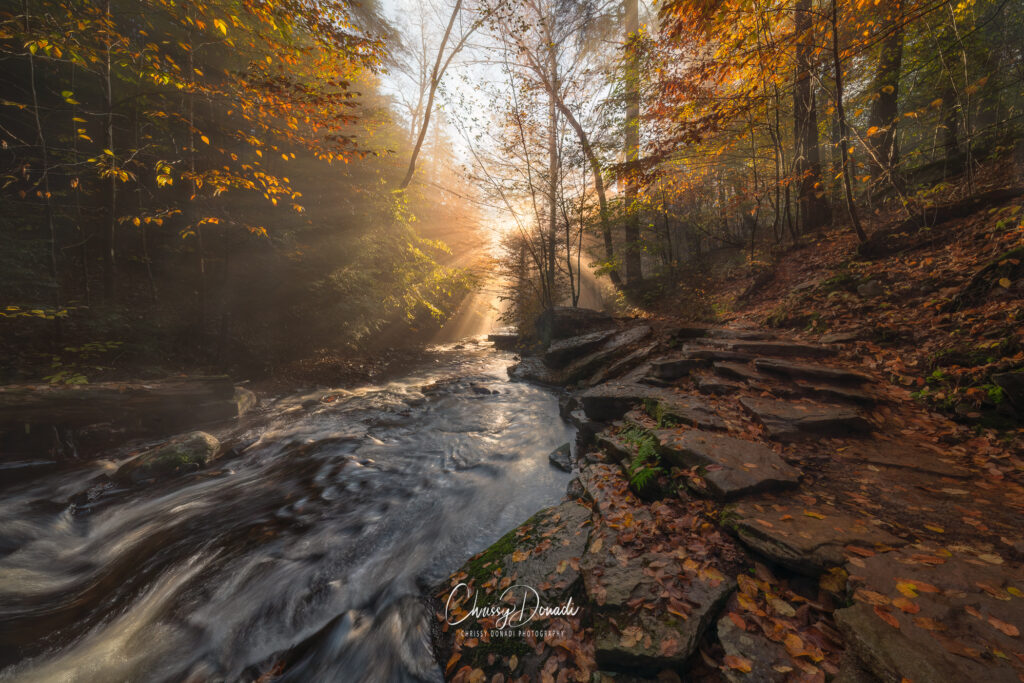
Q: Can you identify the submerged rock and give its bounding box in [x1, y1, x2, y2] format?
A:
[114, 431, 221, 484]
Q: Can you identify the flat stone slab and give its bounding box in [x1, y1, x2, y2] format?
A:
[544, 328, 618, 367]
[588, 343, 658, 386]
[694, 374, 743, 396]
[837, 547, 1024, 683]
[682, 346, 756, 363]
[793, 380, 876, 405]
[676, 326, 776, 341]
[722, 501, 905, 574]
[580, 382, 662, 421]
[722, 341, 835, 358]
[739, 397, 871, 441]
[841, 440, 970, 478]
[713, 361, 771, 383]
[509, 325, 651, 386]
[647, 393, 727, 431]
[580, 467, 734, 671]
[486, 332, 519, 349]
[647, 355, 710, 381]
[753, 359, 872, 384]
[652, 429, 800, 500]
[717, 614, 790, 683]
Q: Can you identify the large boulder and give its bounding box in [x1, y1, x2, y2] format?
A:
[535, 307, 613, 346]
[115, 431, 221, 484]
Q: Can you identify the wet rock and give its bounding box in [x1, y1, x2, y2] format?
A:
[548, 442, 573, 471]
[595, 430, 637, 466]
[114, 431, 221, 484]
[682, 346, 755, 363]
[558, 393, 579, 419]
[508, 356, 560, 385]
[652, 430, 800, 500]
[535, 307, 614, 345]
[739, 397, 871, 441]
[721, 501, 904, 574]
[469, 383, 496, 395]
[717, 614, 789, 682]
[487, 331, 519, 349]
[753, 359, 872, 384]
[544, 328, 619, 367]
[834, 652, 882, 683]
[234, 386, 258, 416]
[836, 546, 1024, 683]
[565, 476, 586, 501]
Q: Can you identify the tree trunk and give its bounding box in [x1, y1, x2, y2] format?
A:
[546, 37, 559, 305]
[102, 0, 117, 300]
[830, 0, 867, 242]
[623, 0, 642, 284]
[793, 0, 831, 233]
[867, 0, 904, 186]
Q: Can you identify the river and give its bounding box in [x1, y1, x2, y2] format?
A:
[0, 339, 574, 682]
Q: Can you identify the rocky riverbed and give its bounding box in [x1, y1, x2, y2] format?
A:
[435, 308, 1024, 682]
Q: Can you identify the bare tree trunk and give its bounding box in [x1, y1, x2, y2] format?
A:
[102, 0, 117, 300]
[399, 0, 464, 190]
[623, 0, 642, 284]
[830, 0, 867, 242]
[23, 0, 62, 342]
[546, 35, 558, 305]
[793, 0, 831, 234]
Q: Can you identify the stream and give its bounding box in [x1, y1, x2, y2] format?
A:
[0, 339, 574, 682]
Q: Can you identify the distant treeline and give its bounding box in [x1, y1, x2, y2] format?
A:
[0, 0, 473, 381]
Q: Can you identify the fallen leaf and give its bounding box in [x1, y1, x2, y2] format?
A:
[509, 655, 518, 671]
[724, 654, 753, 673]
[988, 616, 1020, 637]
[874, 605, 900, 628]
[803, 510, 826, 519]
[893, 597, 920, 614]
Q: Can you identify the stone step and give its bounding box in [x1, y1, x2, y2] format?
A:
[588, 343, 659, 386]
[646, 394, 727, 431]
[652, 429, 801, 500]
[739, 397, 872, 441]
[675, 326, 777, 341]
[720, 340, 836, 358]
[713, 361, 772, 383]
[510, 325, 652, 386]
[647, 355, 710, 381]
[721, 501, 905, 575]
[694, 374, 743, 396]
[753, 358, 873, 384]
[544, 328, 618, 367]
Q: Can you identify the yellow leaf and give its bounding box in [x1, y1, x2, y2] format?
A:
[214, 18, 228, 35]
[998, 278, 1011, 289]
[201, 135, 210, 145]
[724, 654, 753, 673]
[509, 655, 518, 670]
[803, 510, 826, 519]
[896, 582, 919, 598]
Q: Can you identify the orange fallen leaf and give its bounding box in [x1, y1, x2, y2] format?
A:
[893, 597, 920, 614]
[988, 616, 1020, 637]
[724, 654, 753, 673]
[874, 605, 900, 628]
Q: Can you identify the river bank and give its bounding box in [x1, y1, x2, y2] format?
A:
[432, 310, 1024, 682]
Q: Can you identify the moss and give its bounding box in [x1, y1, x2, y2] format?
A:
[462, 508, 549, 585]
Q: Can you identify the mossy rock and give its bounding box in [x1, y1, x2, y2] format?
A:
[115, 431, 220, 484]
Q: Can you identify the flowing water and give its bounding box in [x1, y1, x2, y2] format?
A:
[0, 339, 574, 682]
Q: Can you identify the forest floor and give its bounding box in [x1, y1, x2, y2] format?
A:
[431, 176, 1024, 682]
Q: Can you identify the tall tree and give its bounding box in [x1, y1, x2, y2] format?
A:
[622, 0, 643, 283]
[793, 0, 831, 233]
[867, 0, 905, 186]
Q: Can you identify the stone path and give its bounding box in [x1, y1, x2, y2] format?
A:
[437, 318, 1024, 682]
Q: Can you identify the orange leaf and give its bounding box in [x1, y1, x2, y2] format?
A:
[988, 616, 1020, 637]
[724, 654, 753, 673]
[874, 606, 900, 629]
[893, 597, 920, 614]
